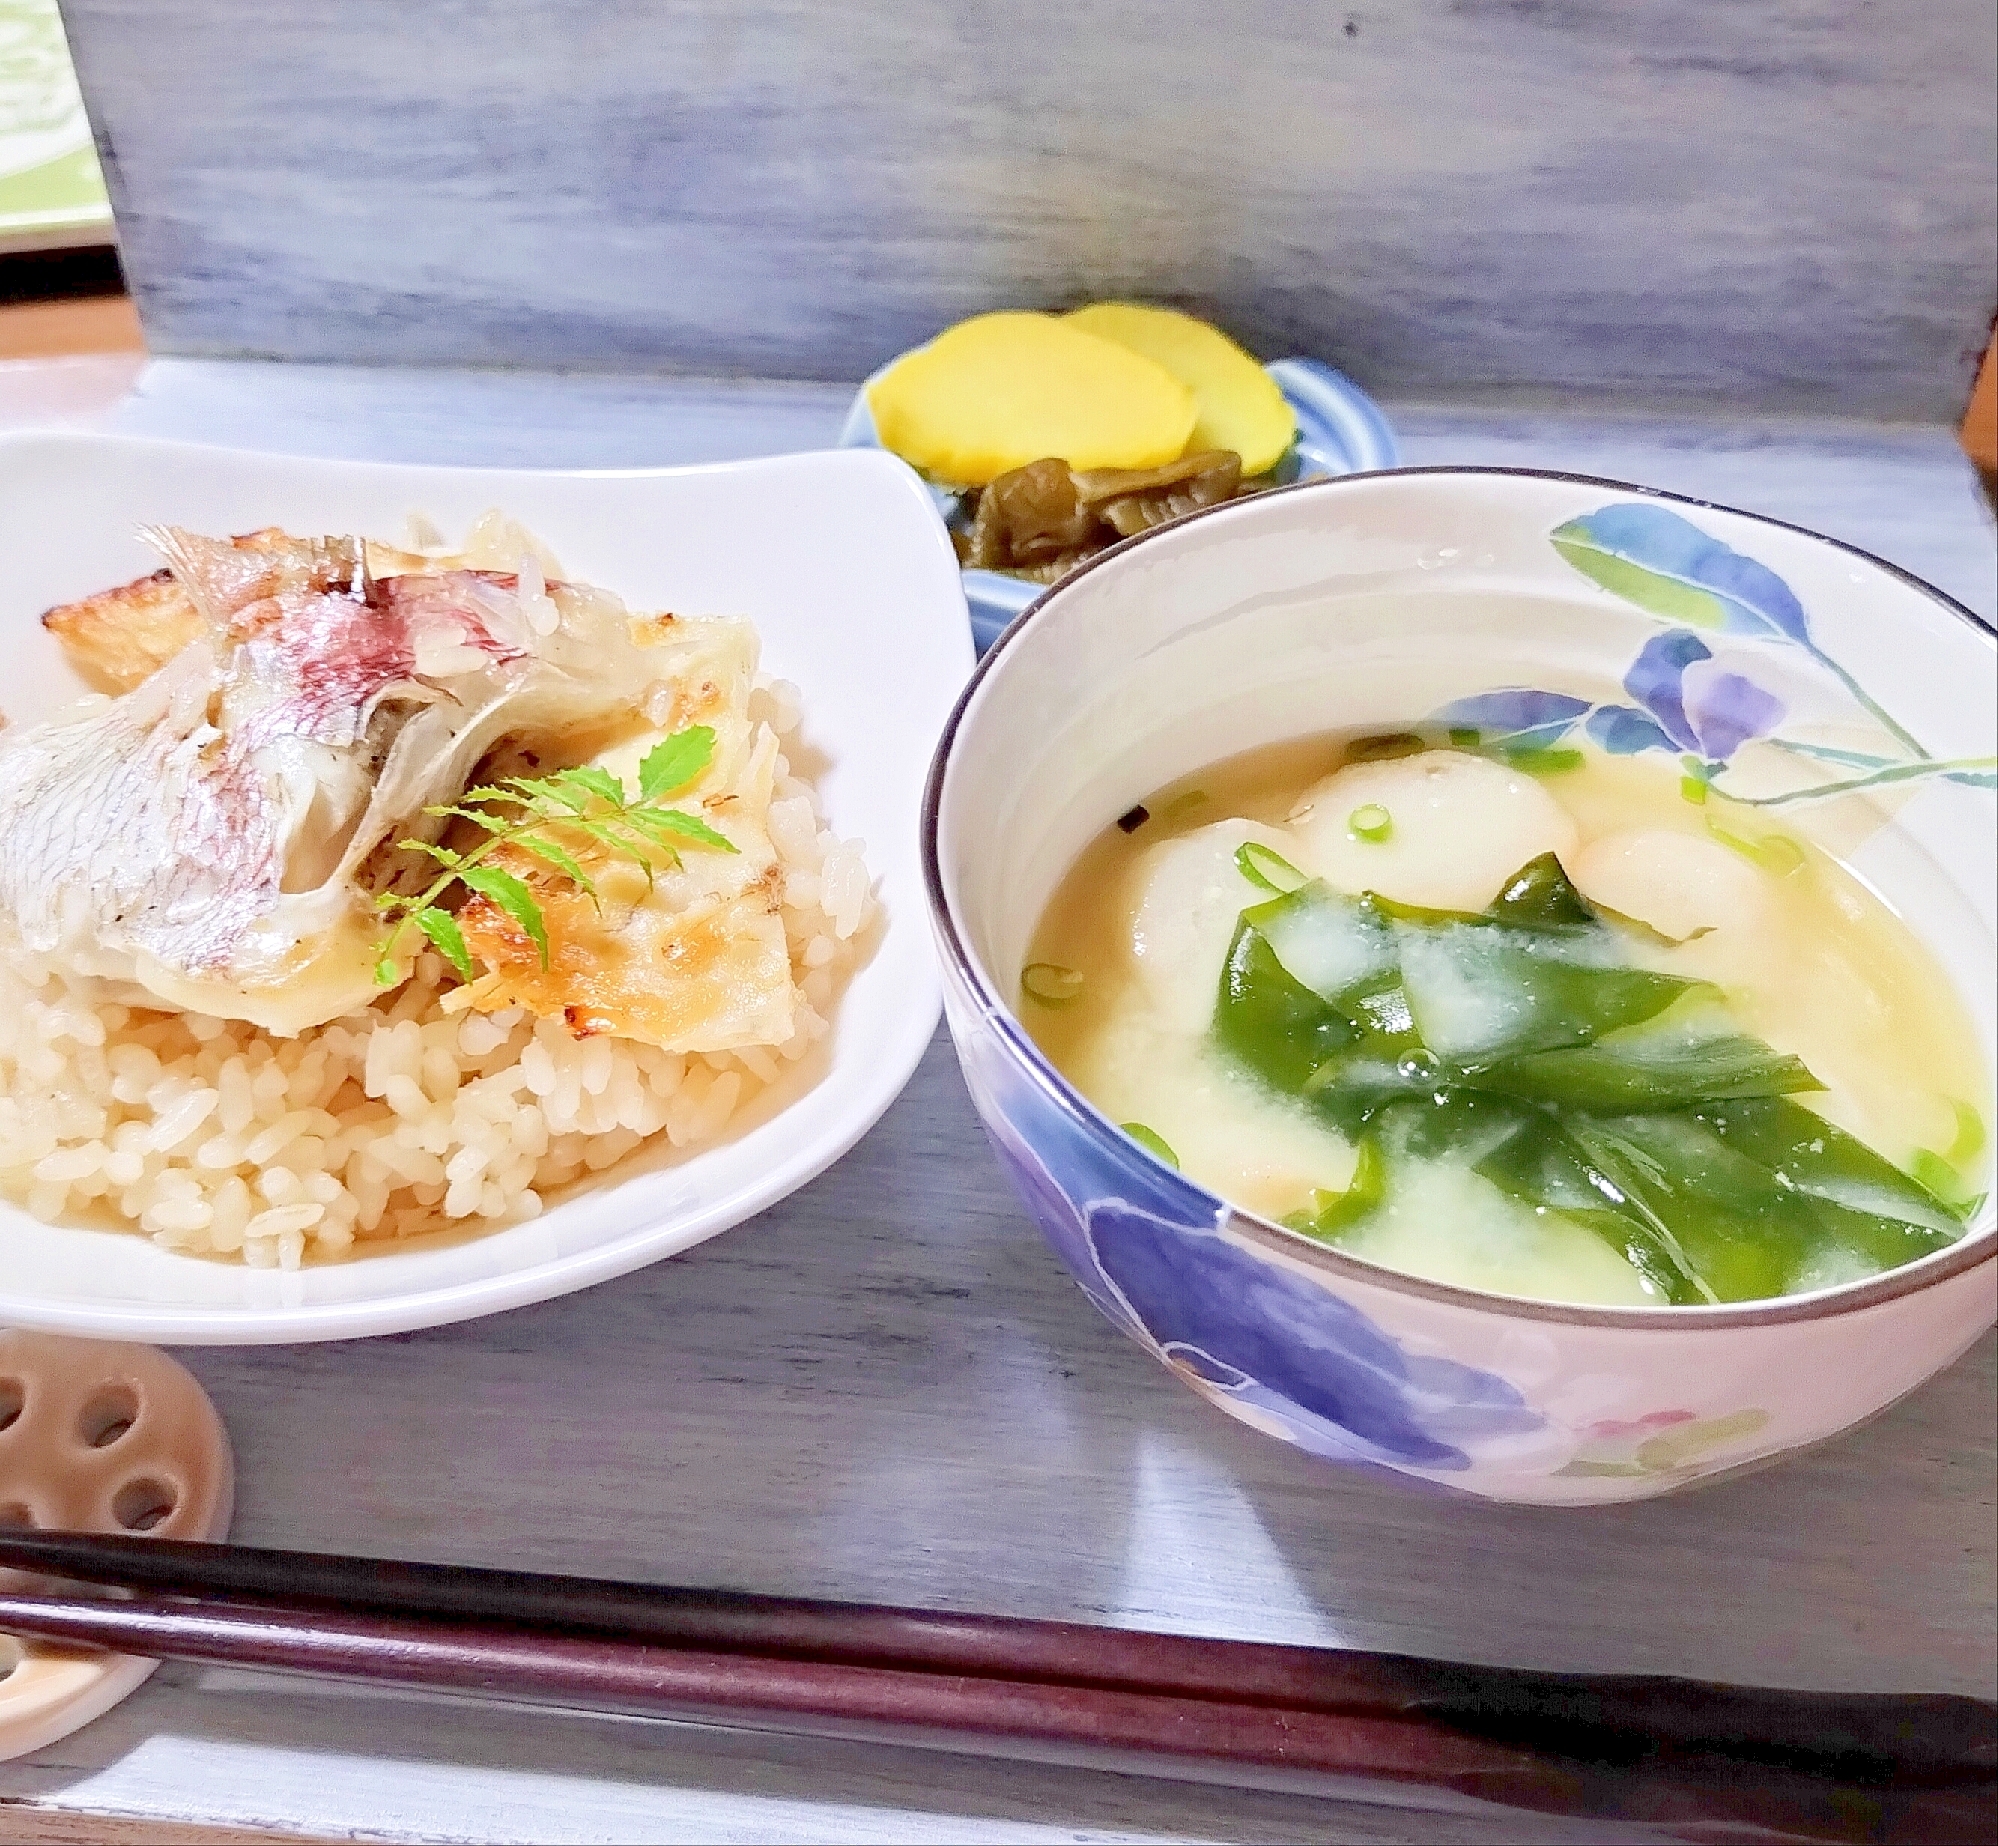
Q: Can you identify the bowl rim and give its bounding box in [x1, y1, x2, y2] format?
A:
[922, 463, 1997, 1330]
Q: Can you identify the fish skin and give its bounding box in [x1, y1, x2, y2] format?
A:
[40, 567, 206, 695]
[0, 645, 283, 977]
[0, 528, 565, 1028]
[40, 530, 488, 695]
[140, 524, 368, 632]
[6, 526, 800, 1048]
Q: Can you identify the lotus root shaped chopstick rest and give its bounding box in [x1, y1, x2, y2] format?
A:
[0, 1330, 234, 1760]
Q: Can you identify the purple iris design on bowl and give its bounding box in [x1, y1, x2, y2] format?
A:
[955, 1018, 1546, 1474]
[1587, 629, 1787, 770]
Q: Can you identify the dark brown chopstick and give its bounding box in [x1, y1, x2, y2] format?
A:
[1, 1529, 1989, 1783]
[0, 1533, 1991, 1846]
[0, 1583, 1988, 1846]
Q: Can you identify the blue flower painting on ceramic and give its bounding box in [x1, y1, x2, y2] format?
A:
[1078, 1200, 1544, 1470]
[1588, 629, 1787, 769]
[1435, 503, 1997, 807]
[962, 1029, 1544, 1473]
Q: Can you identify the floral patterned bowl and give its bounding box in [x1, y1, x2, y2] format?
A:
[923, 467, 1996, 1505]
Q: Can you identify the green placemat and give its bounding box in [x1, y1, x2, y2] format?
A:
[0, 0, 111, 249]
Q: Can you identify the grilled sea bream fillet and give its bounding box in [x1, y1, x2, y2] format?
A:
[3, 524, 798, 1047]
[40, 527, 449, 694]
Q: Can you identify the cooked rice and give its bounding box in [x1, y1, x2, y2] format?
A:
[0, 679, 871, 1268]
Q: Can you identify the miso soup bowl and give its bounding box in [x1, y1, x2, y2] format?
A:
[923, 467, 1996, 1505]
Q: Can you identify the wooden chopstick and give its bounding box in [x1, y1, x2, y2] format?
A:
[0, 1532, 1991, 1846]
[0, 1583, 1989, 1846]
[1, 1529, 1990, 1783]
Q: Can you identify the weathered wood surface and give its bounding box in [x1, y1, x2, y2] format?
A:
[59, 0, 1998, 418]
[0, 360, 1991, 1841]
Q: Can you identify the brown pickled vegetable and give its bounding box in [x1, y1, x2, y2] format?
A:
[964, 458, 1098, 572]
[962, 450, 1251, 582]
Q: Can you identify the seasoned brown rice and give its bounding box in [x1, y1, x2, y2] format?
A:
[0, 680, 871, 1268]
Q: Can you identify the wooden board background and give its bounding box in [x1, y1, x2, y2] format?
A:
[56, 0, 1998, 419]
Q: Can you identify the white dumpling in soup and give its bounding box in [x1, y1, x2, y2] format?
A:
[1286, 751, 1578, 912]
[1127, 818, 1290, 1031]
[1569, 828, 1771, 943]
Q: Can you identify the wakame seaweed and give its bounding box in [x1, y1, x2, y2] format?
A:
[1210, 855, 1962, 1303]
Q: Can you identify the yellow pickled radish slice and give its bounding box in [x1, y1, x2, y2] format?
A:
[1063, 303, 1296, 476]
[866, 312, 1197, 487]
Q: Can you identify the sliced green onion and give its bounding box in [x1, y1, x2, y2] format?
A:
[1348, 803, 1393, 843]
[1162, 789, 1210, 820]
[1282, 1193, 1337, 1233]
[1500, 746, 1584, 775]
[1679, 774, 1710, 805]
[1021, 962, 1084, 1007]
[1907, 1149, 1967, 1211]
[1706, 812, 1805, 876]
[1121, 1122, 1180, 1168]
[1447, 727, 1481, 749]
[1234, 840, 1308, 893]
[1907, 1102, 1989, 1216]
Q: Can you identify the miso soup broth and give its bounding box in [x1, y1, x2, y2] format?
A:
[1021, 736, 1990, 1307]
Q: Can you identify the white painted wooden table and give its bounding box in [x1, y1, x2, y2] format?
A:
[2, 356, 1993, 1844]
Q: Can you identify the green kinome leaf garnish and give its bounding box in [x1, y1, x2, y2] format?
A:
[372, 725, 736, 985]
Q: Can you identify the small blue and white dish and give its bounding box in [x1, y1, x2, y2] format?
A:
[838, 353, 1398, 654]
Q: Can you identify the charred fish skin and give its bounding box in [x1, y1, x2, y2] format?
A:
[38, 525, 329, 696]
[39, 565, 203, 696]
[39, 528, 500, 697]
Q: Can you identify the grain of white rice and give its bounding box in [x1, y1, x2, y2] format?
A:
[0, 706, 873, 1270]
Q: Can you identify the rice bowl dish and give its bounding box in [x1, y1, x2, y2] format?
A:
[0, 436, 964, 1344]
